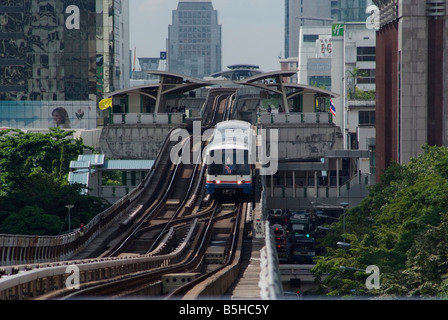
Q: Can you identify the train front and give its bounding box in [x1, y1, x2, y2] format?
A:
[205, 146, 253, 196]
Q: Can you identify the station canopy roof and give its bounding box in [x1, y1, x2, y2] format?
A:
[104, 70, 338, 99]
[237, 70, 339, 98]
[105, 71, 210, 99]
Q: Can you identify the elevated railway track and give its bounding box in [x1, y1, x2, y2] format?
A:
[0, 88, 259, 300]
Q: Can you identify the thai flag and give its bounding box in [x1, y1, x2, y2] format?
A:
[330, 99, 336, 117]
[225, 165, 232, 174]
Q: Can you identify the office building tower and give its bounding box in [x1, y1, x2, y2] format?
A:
[284, 0, 335, 59]
[297, 26, 332, 89]
[0, 0, 130, 129]
[167, 0, 222, 79]
[374, 0, 448, 181]
[338, 0, 371, 22]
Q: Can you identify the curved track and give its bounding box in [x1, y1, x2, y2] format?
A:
[61, 202, 246, 299]
[49, 89, 248, 299]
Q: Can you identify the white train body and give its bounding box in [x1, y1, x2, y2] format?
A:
[204, 120, 256, 196]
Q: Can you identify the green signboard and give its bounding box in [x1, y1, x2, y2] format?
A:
[332, 23, 345, 37]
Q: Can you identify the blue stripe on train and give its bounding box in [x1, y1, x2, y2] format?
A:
[206, 183, 252, 194]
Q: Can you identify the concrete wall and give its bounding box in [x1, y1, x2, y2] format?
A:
[96, 116, 342, 162]
[267, 183, 370, 210]
[72, 129, 102, 152]
[261, 123, 343, 160]
[99, 124, 176, 159]
[399, 3, 428, 164]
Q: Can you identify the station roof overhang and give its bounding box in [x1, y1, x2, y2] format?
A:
[283, 83, 339, 99]
[235, 70, 339, 99]
[238, 70, 298, 83]
[104, 83, 160, 100]
[102, 70, 339, 114]
[104, 71, 211, 100]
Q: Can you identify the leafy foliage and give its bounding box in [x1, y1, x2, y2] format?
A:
[311, 145, 448, 298]
[0, 206, 63, 236]
[0, 128, 108, 236]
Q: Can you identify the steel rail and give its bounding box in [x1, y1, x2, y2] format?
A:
[164, 202, 246, 299]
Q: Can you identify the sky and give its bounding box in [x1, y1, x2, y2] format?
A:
[129, 0, 284, 73]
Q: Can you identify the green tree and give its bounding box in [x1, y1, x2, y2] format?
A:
[0, 205, 63, 236]
[0, 128, 90, 193]
[400, 215, 448, 297]
[0, 128, 108, 236]
[311, 145, 448, 298]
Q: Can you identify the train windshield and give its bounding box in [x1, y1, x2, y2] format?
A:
[208, 149, 250, 176]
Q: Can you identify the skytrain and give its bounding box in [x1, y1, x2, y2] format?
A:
[204, 120, 256, 198]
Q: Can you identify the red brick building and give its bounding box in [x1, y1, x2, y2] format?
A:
[374, 0, 447, 181]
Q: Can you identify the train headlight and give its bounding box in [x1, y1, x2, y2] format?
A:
[237, 180, 245, 185]
[216, 180, 221, 184]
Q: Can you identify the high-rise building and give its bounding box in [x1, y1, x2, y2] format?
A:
[338, 0, 371, 22]
[284, 0, 335, 59]
[297, 26, 332, 89]
[0, 0, 130, 129]
[374, 0, 448, 181]
[330, 23, 376, 176]
[167, 0, 222, 79]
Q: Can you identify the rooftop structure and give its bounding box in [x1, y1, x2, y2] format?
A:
[69, 154, 154, 202]
[208, 65, 263, 81]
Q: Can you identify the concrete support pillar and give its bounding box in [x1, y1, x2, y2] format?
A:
[45, 277, 51, 295]
[357, 158, 360, 184]
[292, 171, 296, 198]
[275, 75, 290, 114]
[284, 171, 287, 187]
[336, 158, 340, 197]
[154, 76, 165, 115]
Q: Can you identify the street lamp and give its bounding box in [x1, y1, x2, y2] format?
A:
[339, 266, 365, 272]
[316, 213, 339, 221]
[65, 204, 74, 232]
[337, 241, 351, 248]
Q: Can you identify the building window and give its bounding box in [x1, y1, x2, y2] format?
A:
[359, 110, 376, 125]
[309, 76, 331, 91]
[357, 69, 376, 84]
[357, 47, 376, 62]
[303, 34, 319, 43]
[350, 132, 359, 150]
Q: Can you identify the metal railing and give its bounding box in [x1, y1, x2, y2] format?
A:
[111, 113, 189, 125]
[0, 126, 178, 266]
[0, 220, 198, 300]
[257, 112, 334, 125]
[258, 172, 283, 299]
[270, 173, 371, 199]
[258, 220, 284, 300]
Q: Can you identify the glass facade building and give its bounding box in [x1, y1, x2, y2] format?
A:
[284, 0, 335, 59]
[168, 0, 222, 79]
[338, 0, 370, 22]
[0, 0, 130, 129]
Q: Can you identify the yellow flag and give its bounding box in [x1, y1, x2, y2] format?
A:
[99, 97, 112, 110]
